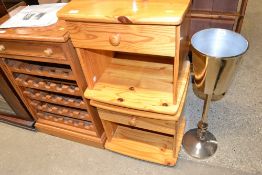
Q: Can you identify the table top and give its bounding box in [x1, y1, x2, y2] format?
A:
[57, 0, 191, 25]
[0, 6, 69, 42]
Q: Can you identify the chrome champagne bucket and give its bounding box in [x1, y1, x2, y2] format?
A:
[183, 28, 248, 159]
[192, 28, 249, 100]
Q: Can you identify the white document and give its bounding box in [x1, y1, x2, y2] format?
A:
[0, 3, 67, 28]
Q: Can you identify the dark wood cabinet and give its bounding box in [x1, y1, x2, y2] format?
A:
[0, 0, 39, 18]
[190, 0, 248, 37]
[0, 0, 38, 130]
[191, 0, 239, 12]
[0, 0, 8, 17]
[0, 69, 35, 129]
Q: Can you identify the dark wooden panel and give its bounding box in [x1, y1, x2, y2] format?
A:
[190, 18, 235, 38]
[191, 0, 239, 13]
[213, 0, 239, 13]
[190, 18, 211, 38]
[0, 68, 34, 121]
[211, 19, 235, 29]
[0, 114, 35, 130]
[191, 0, 213, 11]
[0, 0, 8, 17]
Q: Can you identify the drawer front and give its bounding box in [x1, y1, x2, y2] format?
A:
[66, 22, 176, 57]
[0, 41, 66, 60]
[98, 108, 176, 135]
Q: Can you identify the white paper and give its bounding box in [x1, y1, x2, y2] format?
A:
[0, 3, 67, 28]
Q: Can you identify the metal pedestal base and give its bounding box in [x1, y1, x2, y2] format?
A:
[182, 128, 217, 159]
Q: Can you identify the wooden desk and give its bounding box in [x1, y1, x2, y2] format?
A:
[58, 0, 191, 165]
[0, 7, 105, 148]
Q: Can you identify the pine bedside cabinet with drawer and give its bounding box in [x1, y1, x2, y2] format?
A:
[58, 0, 191, 165]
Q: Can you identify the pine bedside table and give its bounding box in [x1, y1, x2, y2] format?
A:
[58, 0, 191, 165]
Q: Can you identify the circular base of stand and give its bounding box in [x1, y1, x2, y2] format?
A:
[182, 128, 218, 159]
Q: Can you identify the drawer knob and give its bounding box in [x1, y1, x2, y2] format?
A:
[128, 117, 136, 127]
[44, 48, 53, 56]
[117, 98, 124, 102]
[109, 34, 121, 46]
[0, 44, 5, 52]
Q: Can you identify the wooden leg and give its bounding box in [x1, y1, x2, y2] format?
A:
[101, 119, 117, 142]
[174, 117, 186, 159]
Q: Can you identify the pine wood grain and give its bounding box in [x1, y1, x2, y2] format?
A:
[90, 70, 189, 121]
[36, 120, 106, 149]
[31, 100, 90, 121]
[76, 49, 113, 88]
[23, 88, 87, 110]
[0, 59, 38, 120]
[101, 119, 117, 142]
[6, 59, 75, 81]
[85, 60, 190, 115]
[104, 117, 185, 166]
[173, 117, 185, 160]
[0, 40, 66, 60]
[0, 7, 68, 42]
[37, 113, 95, 136]
[98, 108, 176, 135]
[64, 41, 106, 137]
[57, 0, 191, 25]
[15, 74, 82, 96]
[0, 7, 106, 147]
[106, 125, 174, 165]
[66, 22, 176, 57]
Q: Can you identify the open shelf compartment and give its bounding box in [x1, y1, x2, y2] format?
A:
[84, 51, 190, 115]
[105, 116, 185, 166]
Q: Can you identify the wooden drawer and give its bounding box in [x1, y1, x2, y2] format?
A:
[98, 108, 176, 135]
[0, 40, 66, 60]
[66, 22, 176, 57]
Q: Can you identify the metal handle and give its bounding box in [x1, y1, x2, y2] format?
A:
[0, 44, 5, 52]
[128, 116, 136, 126]
[109, 33, 121, 46]
[44, 48, 53, 56]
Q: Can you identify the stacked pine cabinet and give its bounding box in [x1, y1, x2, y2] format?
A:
[58, 0, 191, 165]
[0, 7, 105, 148]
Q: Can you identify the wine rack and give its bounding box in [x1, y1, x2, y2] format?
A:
[3, 58, 92, 127]
[0, 42, 105, 148]
[37, 112, 93, 131]
[6, 59, 75, 80]
[15, 74, 81, 96]
[0, 16, 105, 147]
[30, 100, 90, 120]
[23, 88, 86, 110]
